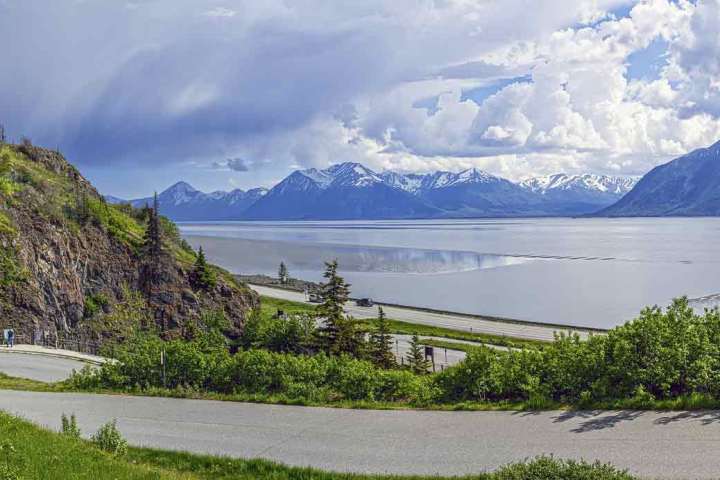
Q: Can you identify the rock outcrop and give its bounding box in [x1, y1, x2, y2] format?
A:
[0, 142, 258, 347]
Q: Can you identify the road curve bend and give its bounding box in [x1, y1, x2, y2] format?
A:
[1, 389, 719, 479]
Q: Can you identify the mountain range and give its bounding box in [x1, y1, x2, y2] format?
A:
[110, 164, 638, 220]
[598, 140, 720, 216]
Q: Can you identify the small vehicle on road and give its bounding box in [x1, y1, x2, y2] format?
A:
[355, 298, 374, 307]
[308, 293, 323, 303]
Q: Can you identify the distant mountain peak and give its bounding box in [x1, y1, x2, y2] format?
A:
[520, 173, 637, 195]
[166, 181, 198, 193]
[449, 168, 497, 186]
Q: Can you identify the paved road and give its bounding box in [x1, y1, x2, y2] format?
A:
[252, 284, 596, 342]
[2, 390, 720, 479]
[0, 351, 88, 382]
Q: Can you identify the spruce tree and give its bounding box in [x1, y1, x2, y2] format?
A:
[142, 192, 162, 261]
[191, 246, 216, 290]
[369, 306, 396, 368]
[278, 261, 289, 284]
[315, 260, 364, 356]
[406, 333, 431, 374]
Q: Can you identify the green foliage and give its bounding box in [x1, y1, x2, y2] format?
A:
[491, 456, 633, 480]
[71, 333, 432, 404]
[0, 440, 21, 480]
[369, 307, 396, 369]
[86, 197, 145, 249]
[91, 420, 128, 456]
[71, 297, 720, 410]
[0, 245, 26, 287]
[91, 287, 151, 341]
[435, 298, 720, 405]
[240, 309, 316, 354]
[84, 292, 110, 319]
[61, 413, 81, 439]
[141, 192, 163, 261]
[405, 334, 431, 374]
[278, 261, 289, 284]
[191, 246, 217, 290]
[315, 260, 365, 357]
[0, 211, 15, 236]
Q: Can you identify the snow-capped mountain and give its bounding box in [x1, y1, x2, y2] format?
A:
[243, 162, 438, 220]
[518, 174, 638, 215]
[520, 174, 637, 196]
[112, 162, 640, 221]
[121, 182, 268, 221]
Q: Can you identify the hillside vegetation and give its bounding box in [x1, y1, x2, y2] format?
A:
[0, 141, 257, 347]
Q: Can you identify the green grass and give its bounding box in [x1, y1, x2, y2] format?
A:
[259, 295, 544, 350]
[0, 411, 635, 479]
[0, 411, 191, 479]
[0, 372, 60, 392]
[358, 318, 542, 349]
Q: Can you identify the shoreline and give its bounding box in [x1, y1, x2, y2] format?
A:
[241, 275, 607, 336]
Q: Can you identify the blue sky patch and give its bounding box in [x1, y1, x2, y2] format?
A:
[626, 37, 669, 81]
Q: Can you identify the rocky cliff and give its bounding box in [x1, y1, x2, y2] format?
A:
[0, 142, 258, 347]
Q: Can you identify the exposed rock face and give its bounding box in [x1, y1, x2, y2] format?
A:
[0, 144, 258, 346]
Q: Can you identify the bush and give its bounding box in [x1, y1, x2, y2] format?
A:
[91, 420, 128, 456]
[60, 413, 81, 439]
[493, 456, 634, 480]
[240, 310, 316, 354]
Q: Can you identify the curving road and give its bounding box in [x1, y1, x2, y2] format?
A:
[0, 351, 89, 382]
[2, 388, 720, 479]
[251, 284, 599, 342]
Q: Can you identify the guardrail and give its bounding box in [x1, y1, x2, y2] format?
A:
[3, 332, 102, 356]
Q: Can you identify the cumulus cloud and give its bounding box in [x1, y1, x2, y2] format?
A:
[1, 0, 719, 192]
[213, 157, 250, 172]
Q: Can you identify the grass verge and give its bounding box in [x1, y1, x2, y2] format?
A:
[260, 295, 544, 349]
[0, 410, 635, 479]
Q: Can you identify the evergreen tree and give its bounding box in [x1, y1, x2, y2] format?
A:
[278, 261, 289, 284]
[75, 189, 90, 225]
[315, 260, 364, 356]
[406, 333, 431, 374]
[369, 306, 396, 368]
[0, 124, 5, 144]
[142, 192, 163, 261]
[191, 246, 217, 290]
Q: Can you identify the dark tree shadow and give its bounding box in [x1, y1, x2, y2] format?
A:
[550, 410, 645, 433]
[654, 411, 720, 425]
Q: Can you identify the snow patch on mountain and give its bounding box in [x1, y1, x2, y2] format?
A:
[520, 174, 637, 195]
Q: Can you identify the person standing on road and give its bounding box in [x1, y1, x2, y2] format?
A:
[7, 329, 14, 348]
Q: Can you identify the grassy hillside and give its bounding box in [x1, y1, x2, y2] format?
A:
[0, 141, 257, 346]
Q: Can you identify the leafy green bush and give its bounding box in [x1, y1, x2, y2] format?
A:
[83, 292, 110, 319]
[91, 420, 128, 456]
[492, 456, 633, 480]
[61, 413, 81, 439]
[71, 297, 720, 409]
[240, 310, 316, 354]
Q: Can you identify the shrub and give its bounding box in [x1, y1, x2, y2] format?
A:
[493, 456, 634, 480]
[60, 413, 81, 439]
[91, 420, 128, 456]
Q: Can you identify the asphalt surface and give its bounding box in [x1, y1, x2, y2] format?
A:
[2, 389, 720, 479]
[0, 351, 88, 382]
[252, 284, 593, 342]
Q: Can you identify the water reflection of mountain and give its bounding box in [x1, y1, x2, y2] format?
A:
[183, 235, 527, 275]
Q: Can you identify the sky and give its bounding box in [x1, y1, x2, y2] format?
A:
[1, 0, 720, 198]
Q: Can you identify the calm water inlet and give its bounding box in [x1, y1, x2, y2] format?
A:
[180, 218, 720, 329]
